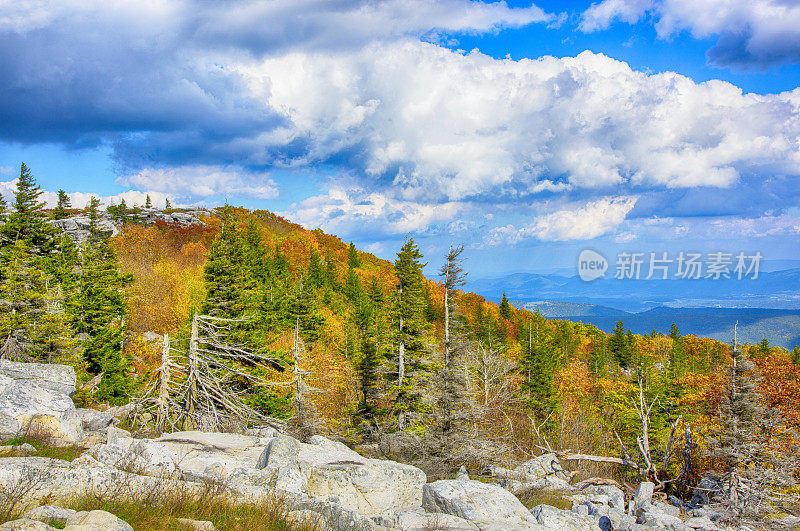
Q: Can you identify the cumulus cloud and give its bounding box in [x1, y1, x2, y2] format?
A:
[237, 43, 800, 201]
[0, 179, 173, 209]
[485, 196, 638, 244]
[580, 0, 800, 67]
[283, 187, 464, 236]
[120, 165, 279, 200]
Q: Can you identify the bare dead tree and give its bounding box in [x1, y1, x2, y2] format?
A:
[132, 313, 287, 434]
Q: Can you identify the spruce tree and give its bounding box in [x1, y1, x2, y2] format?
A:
[73, 210, 133, 399]
[519, 319, 556, 420]
[144, 195, 152, 209]
[0, 241, 48, 360]
[499, 292, 512, 319]
[2, 163, 58, 255]
[707, 343, 798, 523]
[347, 242, 361, 269]
[392, 238, 429, 430]
[792, 346, 800, 366]
[609, 320, 630, 368]
[164, 197, 171, 210]
[203, 216, 244, 319]
[52, 190, 71, 219]
[0, 193, 7, 223]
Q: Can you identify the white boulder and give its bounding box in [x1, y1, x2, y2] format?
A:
[422, 479, 538, 529]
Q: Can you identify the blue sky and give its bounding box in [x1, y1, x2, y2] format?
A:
[1, 0, 799, 277]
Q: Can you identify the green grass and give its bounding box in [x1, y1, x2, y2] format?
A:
[516, 488, 574, 510]
[0, 436, 81, 462]
[61, 491, 315, 531]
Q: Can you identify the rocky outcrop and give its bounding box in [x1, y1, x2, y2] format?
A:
[0, 363, 82, 444]
[258, 434, 427, 518]
[47, 209, 207, 244]
[422, 479, 540, 529]
[47, 216, 118, 244]
[0, 360, 76, 396]
[3, 509, 133, 531]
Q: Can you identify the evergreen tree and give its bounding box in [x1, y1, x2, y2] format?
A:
[288, 278, 324, 343]
[707, 344, 798, 522]
[792, 346, 800, 366]
[144, 195, 152, 209]
[609, 320, 630, 368]
[203, 215, 244, 319]
[519, 316, 556, 420]
[347, 242, 361, 269]
[499, 292, 512, 319]
[354, 277, 389, 429]
[52, 190, 71, 219]
[73, 226, 133, 400]
[756, 338, 770, 357]
[0, 241, 48, 360]
[307, 250, 324, 288]
[392, 238, 429, 430]
[2, 163, 58, 255]
[0, 193, 7, 223]
[434, 244, 470, 434]
[164, 197, 172, 210]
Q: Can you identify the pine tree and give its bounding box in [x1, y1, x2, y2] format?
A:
[609, 320, 630, 368]
[0, 241, 48, 360]
[144, 195, 152, 209]
[203, 216, 244, 319]
[164, 197, 172, 210]
[519, 318, 556, 420]
[0, 193, 7, 223]
[347, 242, 361, 269]
[2, 163, 58, 255]
[499, 292, 512, 319]
[435, 244, 470, 434]
[392, 238, 429, 430]
[307, 250, 324, 288]
[707, 343, 798, 523]
[354, 277, 389, 431]
[792, 346, 800, 366]
[52, 190, 71, 219]
[74, 226, 133, 399]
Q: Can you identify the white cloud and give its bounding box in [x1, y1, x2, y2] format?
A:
[485, 196, 638, 244]
[235, 43, 800, 202]
[120, 165, 279, 200]
[0, 179, 173, 209]
[580, 0, 800, 66]
[580, 0, 654, 32]
[283, 187, 464, 235]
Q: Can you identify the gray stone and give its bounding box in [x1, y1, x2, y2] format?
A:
[257, 434, 300, 469]
[75, 409, 115, 432]
[373, 507, 479, 530]
[63, 510, 132, 530]
[514, 453, 569, 481]
[531, 504, 598, 530]
[105, 427, 132, 447]
[456, 465, 470, 481]
[683, 516, 721, 530]
[0, 360, 76, 396]
[131, 438, 178, 477]
[632, 482, 655, 513]
[422, 479, 537, 528]
[689, 478, 721, 508]
[157, 431, 267, 480]
[24, 506, 77, 527]
[0, 519, 55, 530]
[0, 378, 83, 444]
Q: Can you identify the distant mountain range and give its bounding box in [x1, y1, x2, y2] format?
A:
[467, 268, 800, 348]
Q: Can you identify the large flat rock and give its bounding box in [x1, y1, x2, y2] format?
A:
[0, 360, 76, 396]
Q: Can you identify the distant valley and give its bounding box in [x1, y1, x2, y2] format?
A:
[468, 268, 800, 349]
